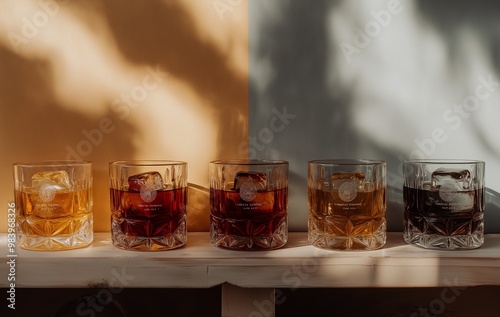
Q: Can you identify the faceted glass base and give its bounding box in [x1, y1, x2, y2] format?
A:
[17, 214, 93, 251]
[404, 219, 484, 250]
[308, 217, 386, 251]
[403, 215, 484, 250]
[404, 232, 484, 250]
[210, 219, 288, 251]
[112, 219, 186, 251]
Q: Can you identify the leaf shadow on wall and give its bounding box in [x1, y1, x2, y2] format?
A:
[0, 1, 247, 232]
[250, 0, 500, 233]
[100, 0, 248, 159]
[0, 47, 137, 232]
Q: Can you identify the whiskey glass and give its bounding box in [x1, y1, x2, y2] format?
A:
[209, 160, 288, 250]
[109, 160, 187, 251]
[308, 159, 386, 250]
[403, 160, 485, 249]
[13, 160, 93, 250]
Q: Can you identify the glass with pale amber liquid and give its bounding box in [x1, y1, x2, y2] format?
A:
[109, 160, 187, 251]
[209, 160, 288, 250]
[308, 159, 386, 250]
[13, 161, 93, 251]
[403, 160, 485, 250]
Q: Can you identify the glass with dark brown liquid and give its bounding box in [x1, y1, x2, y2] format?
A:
[403, 186, 484, 249]
[403, 160, 485, 249]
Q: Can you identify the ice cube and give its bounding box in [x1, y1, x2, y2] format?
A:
[330, 171, 365, 190]
[233, 172, 267, 191]
[431, 168, 475, 208]
[31, 171, 72, 193]
[128, 171, 164, 192]
[431, 168, 471, 190]
[451, 191, 474, 211]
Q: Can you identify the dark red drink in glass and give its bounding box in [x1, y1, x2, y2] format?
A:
[209, 161, 288, 250]
[109, 161, 187, 251]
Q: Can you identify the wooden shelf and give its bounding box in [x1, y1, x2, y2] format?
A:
[2, 232, 500, 289]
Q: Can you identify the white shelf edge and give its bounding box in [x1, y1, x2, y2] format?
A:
[1, 232, 500, 288]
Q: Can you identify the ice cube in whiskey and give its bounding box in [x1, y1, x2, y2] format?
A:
[128, 171, 165, 191]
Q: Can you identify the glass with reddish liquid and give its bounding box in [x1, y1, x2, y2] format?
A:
[209, 160, 288, 250]
[109, 161, 187, 251]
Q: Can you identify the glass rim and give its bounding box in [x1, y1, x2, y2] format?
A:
[13, 160, 91, 167]
[308, 159, 385, 166]
[110, 160, 187, 167]
[209, 159, 288, 166]
[403, 159, 485, 165]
